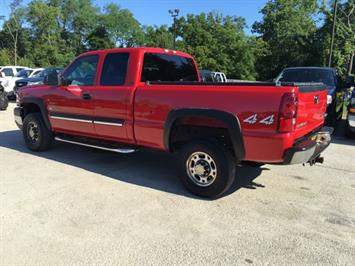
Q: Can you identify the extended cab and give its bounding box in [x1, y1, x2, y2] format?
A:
[14, 48, 332, 198]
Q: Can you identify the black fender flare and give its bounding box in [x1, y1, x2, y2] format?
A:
[20, 97, 51, 130]
[164, 108, 245, 161]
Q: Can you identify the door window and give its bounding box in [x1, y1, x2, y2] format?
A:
[62, 55, 99, 86]
[100, 53, 129, 86]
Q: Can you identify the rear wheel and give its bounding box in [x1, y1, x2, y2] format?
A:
[177, 141, 236, 198]
[23, 113, 54, 151]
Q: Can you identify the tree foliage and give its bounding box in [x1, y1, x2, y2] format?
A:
[319, 0, 355, 76]
[252, 0, 320, 79]
[176, 12, 257, 79]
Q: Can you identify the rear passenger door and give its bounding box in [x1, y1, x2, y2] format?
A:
[93, 52, 132, 142]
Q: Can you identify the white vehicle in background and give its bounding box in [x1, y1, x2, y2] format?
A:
[199, 70, 228, 83]
[0, 67, 44, 99]
[0, 66, 28, 78]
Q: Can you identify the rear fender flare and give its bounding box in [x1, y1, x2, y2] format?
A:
[164, 108, 245, 161]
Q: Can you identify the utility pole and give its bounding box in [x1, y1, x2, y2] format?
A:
[328, 0, 338, 67]
[168, 9, 180, 50]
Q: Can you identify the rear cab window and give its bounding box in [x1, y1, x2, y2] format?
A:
[141, 53, 198, 82]
[100, 53, 130, 86]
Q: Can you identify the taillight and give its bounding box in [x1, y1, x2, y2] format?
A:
[278, 92, 298, 133]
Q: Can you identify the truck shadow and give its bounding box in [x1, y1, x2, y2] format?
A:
[0, 130, 266, 199]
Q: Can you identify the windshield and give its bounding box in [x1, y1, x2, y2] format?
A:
[16, 69, 33, 78]
[38, 68, 62, 77]
[276, 69, 335, 86]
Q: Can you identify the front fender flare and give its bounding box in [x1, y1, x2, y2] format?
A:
[20, 97, 51, 130]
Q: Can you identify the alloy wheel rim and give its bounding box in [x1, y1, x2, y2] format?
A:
[186, 151, 217, 187]
[28, 121, 40, 144]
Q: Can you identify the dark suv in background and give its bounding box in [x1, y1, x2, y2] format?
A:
[275, 67, 349, 126]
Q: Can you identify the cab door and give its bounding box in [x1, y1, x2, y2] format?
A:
[92, 52, 133, 143]
[47, 55, 99, 136]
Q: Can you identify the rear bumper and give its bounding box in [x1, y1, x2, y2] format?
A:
[283, 127, 333, 164]
[14, 106, 23, 129]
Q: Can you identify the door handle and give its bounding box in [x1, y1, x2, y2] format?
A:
[82, 93, 92, 100]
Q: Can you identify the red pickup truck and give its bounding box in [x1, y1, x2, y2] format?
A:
[14, 48, 332, 197]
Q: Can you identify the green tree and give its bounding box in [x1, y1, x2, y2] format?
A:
[252, 0, 319, 80]
[142, 25, 172, 48]
[1, 0, 27, 65]
[177, 12, 256, 80]
[47, 0, 99, 53]
[102, 3, 144, 47]
[0, 48, 12, 65]
[319, 0, 355, 76]
[26, 0, 74, 66]
[87, 26, 114, 50]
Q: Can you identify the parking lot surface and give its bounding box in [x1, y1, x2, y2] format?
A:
[1, 103, 355, 265]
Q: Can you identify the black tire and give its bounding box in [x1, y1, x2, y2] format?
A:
[345, 121, 355, 138]
[23, 113, 54, 151]
[0, 89, 8, 111]
[326, 104, 337, 127]
[177, 140, 236, 198]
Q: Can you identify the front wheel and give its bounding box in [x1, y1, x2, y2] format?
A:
[177, 141, 236, 198]
[0, 90, 8, 110]
[23, 113, 54, 151]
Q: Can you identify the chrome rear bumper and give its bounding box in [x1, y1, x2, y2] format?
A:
[283, 127, 333, 165]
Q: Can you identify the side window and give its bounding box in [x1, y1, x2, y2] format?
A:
[16, 68, 24, 72]
[62, 55, 98, 86]
[32, 70, 41, 77]
[100, 53, 129, 86]
[141, 53, 198, 82]
[2, 68, 14, 77]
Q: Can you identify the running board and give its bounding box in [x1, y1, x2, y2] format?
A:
[54, 136, 136, 154]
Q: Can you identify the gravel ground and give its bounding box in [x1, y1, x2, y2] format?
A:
[1, 103, 354, 265]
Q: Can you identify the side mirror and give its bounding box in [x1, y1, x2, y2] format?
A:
[44, 70, 61, 86]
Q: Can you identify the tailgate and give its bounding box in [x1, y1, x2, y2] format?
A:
[294, 83, 328, 138]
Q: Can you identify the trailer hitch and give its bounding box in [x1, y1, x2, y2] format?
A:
[303, 155, 324, 166]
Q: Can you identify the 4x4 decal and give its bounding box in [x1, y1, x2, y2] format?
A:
[244, 114, 275, 125]
[260, 115, 274, 125]
[244, 114, 258, 124]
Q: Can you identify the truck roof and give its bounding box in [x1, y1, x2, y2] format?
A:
[79, 47, 194, 59]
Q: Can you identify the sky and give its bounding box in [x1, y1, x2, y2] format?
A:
[0, 0, 267, 34]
